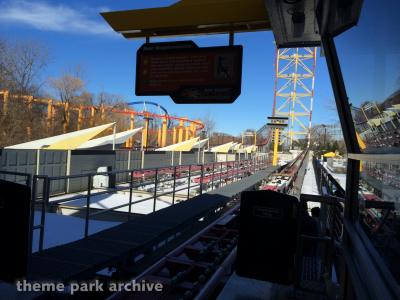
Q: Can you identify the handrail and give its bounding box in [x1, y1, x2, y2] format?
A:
[30, 154, 269, 253]
[0, 170, 32, 187]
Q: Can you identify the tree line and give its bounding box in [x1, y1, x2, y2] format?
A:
[0, 39, 129, 148]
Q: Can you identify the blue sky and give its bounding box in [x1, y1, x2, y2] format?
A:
[0, 0, 342, 135]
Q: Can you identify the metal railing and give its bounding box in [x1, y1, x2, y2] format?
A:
[313, 157, 345, 198]
[0, 170, 32, 187]
[30, 155, 269, 253]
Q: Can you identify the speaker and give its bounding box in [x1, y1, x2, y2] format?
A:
[236, 190, 298, 284]
[0, 179, 31, 282]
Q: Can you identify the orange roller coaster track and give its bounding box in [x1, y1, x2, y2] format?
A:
[0, 90, 204, 148]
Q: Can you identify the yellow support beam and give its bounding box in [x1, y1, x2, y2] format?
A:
[161, 117, 167, 147]
[178, 119, 185, 143]
[157, 127, 162, 147]
[1, 90, 9, 114]
[272, 128, 279, 166]
[172, 127, 177, 144]
[185, 126, 190, 141]
[142, 113, 150, 149]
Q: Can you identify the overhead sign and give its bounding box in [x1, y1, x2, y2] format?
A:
[267, 116, 288, 128]
[136, 41, 243, 104]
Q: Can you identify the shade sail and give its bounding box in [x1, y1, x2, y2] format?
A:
[238, 145, 257, 153]
[232, 143, 242, 151]
[101, 0, 270, 39]
[193, 138, 209, 149]
[210, 142, 234, 153]
[6, 123, 115, 150]
[77, 128, 143, 149]
[156, 137, 199, 151]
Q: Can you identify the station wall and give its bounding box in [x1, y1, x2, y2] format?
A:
[0, 149, 242, 195]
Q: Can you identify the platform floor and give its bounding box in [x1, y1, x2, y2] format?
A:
[28, 166, 278, 282]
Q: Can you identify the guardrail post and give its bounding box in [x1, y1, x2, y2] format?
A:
[219, 162, 223, 186]
[128, 171, 134, 220]
[153, 169, 159, 212]
[39, 176, 50, 251]
[172, 166, 177, 205]
[84, 174, 92, 238]
[187, 165, 192, 200]
[28, 176, 37, 255]
[211, 163, 215, 190]
[199, 164, 204, 195]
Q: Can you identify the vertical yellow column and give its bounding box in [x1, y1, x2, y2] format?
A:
[272, 128, 280, 166]
[90, 107, 95, 127]
[172, 127, 177, 144]
[142, 113, 150, 149]
[178, 119, 184, 143]
[63, 102, 70, 133]
[27, 97, 33, 140]
[157, 127, 162, 147]
[47, 99, 53, 133]
[190, 122, 197, 139]
[185, 126, 189, 141]
[77, 105, 83, 130]
[254, 131, 257, 145]
[127, 111, 135, 148]
[161, 117, 167, 147]
[2, 90, 9, 113]
[100, 104, 105, 121]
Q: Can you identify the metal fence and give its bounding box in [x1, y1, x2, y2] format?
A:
[30, 154, 269, 253]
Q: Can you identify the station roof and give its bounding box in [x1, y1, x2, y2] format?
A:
[232, 143, 243, 151]
[237, 145, 257, 153]
[101, 0, 270, 39]
[5, 123, 115, 150]
[210, 142, 235, 153]
[155, 137, 199, 152]
[77, 128, 142, 149]
[193, 138, 209, 149]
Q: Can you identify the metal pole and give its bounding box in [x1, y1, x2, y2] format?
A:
[187, 165, 191, 200]
[199, 164, 204, 195]
[112, 123, 116, 150]
[36, 149, 40, 175]
[66, 149, 71, 193]
[211, 163, 215, 190]
[39, 177, 49, 251]
[28, 176, 37, 254]
[128, 171, 134, 220]
[127, 150, 131, 170]
[84, 174, 92, 238]
[153, 169, 158, 212]
[172, 166, 177, 205]
[220, 162, 223, 186]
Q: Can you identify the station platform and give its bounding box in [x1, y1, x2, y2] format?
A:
[27, 166, 278, 282]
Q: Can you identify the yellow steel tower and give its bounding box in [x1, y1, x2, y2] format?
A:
[272, 47, 317, 148]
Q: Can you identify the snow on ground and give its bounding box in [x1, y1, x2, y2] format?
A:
[49, 176, 209, 215]
[301, 152, 320, 209]
[323, 161, 346, 190]
[64, 193, 173, 215]
[32, 211, 120, 252]
[301, 153, 320, 196]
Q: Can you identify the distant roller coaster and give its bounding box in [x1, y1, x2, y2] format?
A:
[0, 90, 204, 148]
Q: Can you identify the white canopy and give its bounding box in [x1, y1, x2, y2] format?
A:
[77, 128, 143, 149]
[210, 142, 234, 153]
[193, 138, 209, 149]
[155, 137, 199, 152]
[5, 123, 115, 150]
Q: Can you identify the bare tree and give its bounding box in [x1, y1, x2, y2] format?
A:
[49, 68, 85, 132]
[200, 112, 216, 137]
[0, 39, 49, 95]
